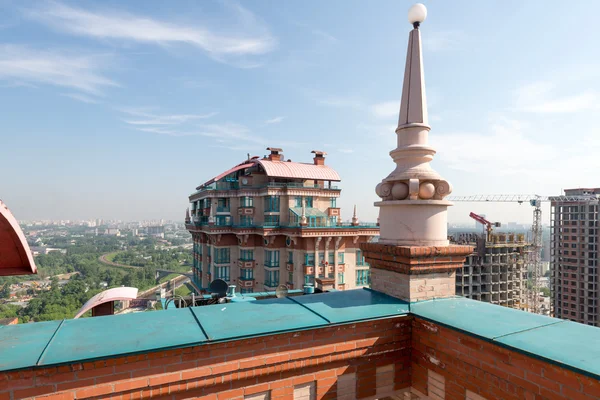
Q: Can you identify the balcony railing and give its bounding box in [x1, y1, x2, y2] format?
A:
[264, 261, 280, 268]
[217, 206, 230, 212]
[192, 181, 341, 195]
[264, 281, 279, 288]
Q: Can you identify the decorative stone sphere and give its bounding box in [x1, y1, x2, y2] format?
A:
[391, 182, 409, 200]
[419, 182, 435, 199]
[435, 180, 452, 198]
[376, 182, 392, 199]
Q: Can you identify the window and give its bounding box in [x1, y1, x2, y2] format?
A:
[240, 288, 253, 294]
[356, 249, 367, 266]
[214, 248, 230, 264]
[241, 268, 254, 280]
[240, 249, 254, 261]
[338, 272, 345, 284]
[356, 269, 371, 286]
[295, 196, 303, 207]
[328, 252, 335, 265]
[239, 215, 254, 227]
[288, 251, 293, 264]
[265, 196, 280, 212]
[215, 266, 230, 281]
[330, 198, 337, 208]
[264, 215, 280, 226]
[305, 274, 314, 285]
[215, 216, 232, 226]
[265, 250, 280, 267]
[305, 197, 313, 208]
[339, 252, 345, 263]
[329, 216, 337, 226]
[304, 253, 315, 266]
[240, 196, 253, 207]
[265, 269, 279, 287]
[318, 252, 325, 265]
[217, 198, 229, 212]
[288, 272, 293, 283]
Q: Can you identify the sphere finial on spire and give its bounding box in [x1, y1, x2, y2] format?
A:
[408, 3, 427, 28]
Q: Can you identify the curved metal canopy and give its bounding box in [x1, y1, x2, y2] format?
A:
[0, 200, 37, 276]
[74, 287, 138, 319]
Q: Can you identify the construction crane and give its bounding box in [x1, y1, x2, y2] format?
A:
[468, 212, 501, 242]
[449, 194, 597, 315]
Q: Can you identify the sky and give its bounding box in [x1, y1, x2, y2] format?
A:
[1, 0, 599, 225]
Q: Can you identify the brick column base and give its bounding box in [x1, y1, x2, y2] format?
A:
[360, 243, 473, 302]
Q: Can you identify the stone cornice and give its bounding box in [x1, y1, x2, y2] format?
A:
[361, 243, 473, 275]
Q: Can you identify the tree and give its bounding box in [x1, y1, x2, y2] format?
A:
[0, 284, 10, 299]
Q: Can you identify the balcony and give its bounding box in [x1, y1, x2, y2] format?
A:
[213, 258, 230, 266]
[264, 261, 280, 269]
[264, 281, 279, 290]
[237, 278, 255, 288]
[237, 207, 254, 216]
[216, 206, 230, 213]
[238, 259, 255, 269]
[327, 207, 340, 217]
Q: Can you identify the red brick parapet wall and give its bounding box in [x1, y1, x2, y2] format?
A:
[1, 316, 599, 400]
[0, 317, 411, 400]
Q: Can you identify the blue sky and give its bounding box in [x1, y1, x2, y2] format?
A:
[1, 0, 599, 224]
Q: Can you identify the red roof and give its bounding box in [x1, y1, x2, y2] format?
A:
[197, 159, 341, 190]
[0, 200, 37, 276]
[257, 160, 340, 181]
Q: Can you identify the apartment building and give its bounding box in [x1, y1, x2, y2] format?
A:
[551, 188, 600, 325]
[452, 232, 529, 310]
[185, 148, 379, 294]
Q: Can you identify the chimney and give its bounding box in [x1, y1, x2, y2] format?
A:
[311, 150, 326, 165]
[266, 147, 283, 161]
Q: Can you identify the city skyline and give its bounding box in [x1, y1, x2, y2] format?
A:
[1, 1, 599, 225]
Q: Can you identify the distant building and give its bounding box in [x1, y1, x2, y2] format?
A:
[147, 226, 165, 238]
[186, 148, 379, 294]
[551, 188, 600, 325]
[451, 232, 530, 309]
[0, 317, 18, 326]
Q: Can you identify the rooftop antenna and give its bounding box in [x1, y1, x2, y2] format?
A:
[275, 284, 289, 298]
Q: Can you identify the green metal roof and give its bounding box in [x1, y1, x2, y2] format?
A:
[2, 292, 600, 381]
[411, 297, 600, 379]
[289, 207, 328, 218]
[0, 289, 408, 372]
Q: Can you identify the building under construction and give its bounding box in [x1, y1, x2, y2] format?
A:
[451, 213, 531, 309]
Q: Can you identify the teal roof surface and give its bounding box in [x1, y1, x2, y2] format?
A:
[411, 297, 600, 379]
[0, 289, 408, 372]
[2, 291, 600, 380]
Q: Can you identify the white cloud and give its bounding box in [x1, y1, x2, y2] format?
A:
[370, 101, 398, 119]
[121, 109, 217, 125]
[318, 95, 363, 108]
[422, 30, 465, 52]
[0, 45, 117, 94]
[26, 2, 276, 66]
[432, 117, 557, 176]
[61, 93, 100, 104]
[265, 116, 285, 124]
[515, 81, 600, 113]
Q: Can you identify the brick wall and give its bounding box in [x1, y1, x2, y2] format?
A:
[0, 317, 411, 400]
[3, 315, 600, 400]
[411, 317, 600, 400]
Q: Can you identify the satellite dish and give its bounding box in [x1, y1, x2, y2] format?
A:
[275, 284, 289, 298]
[209, 279, 228, 297]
